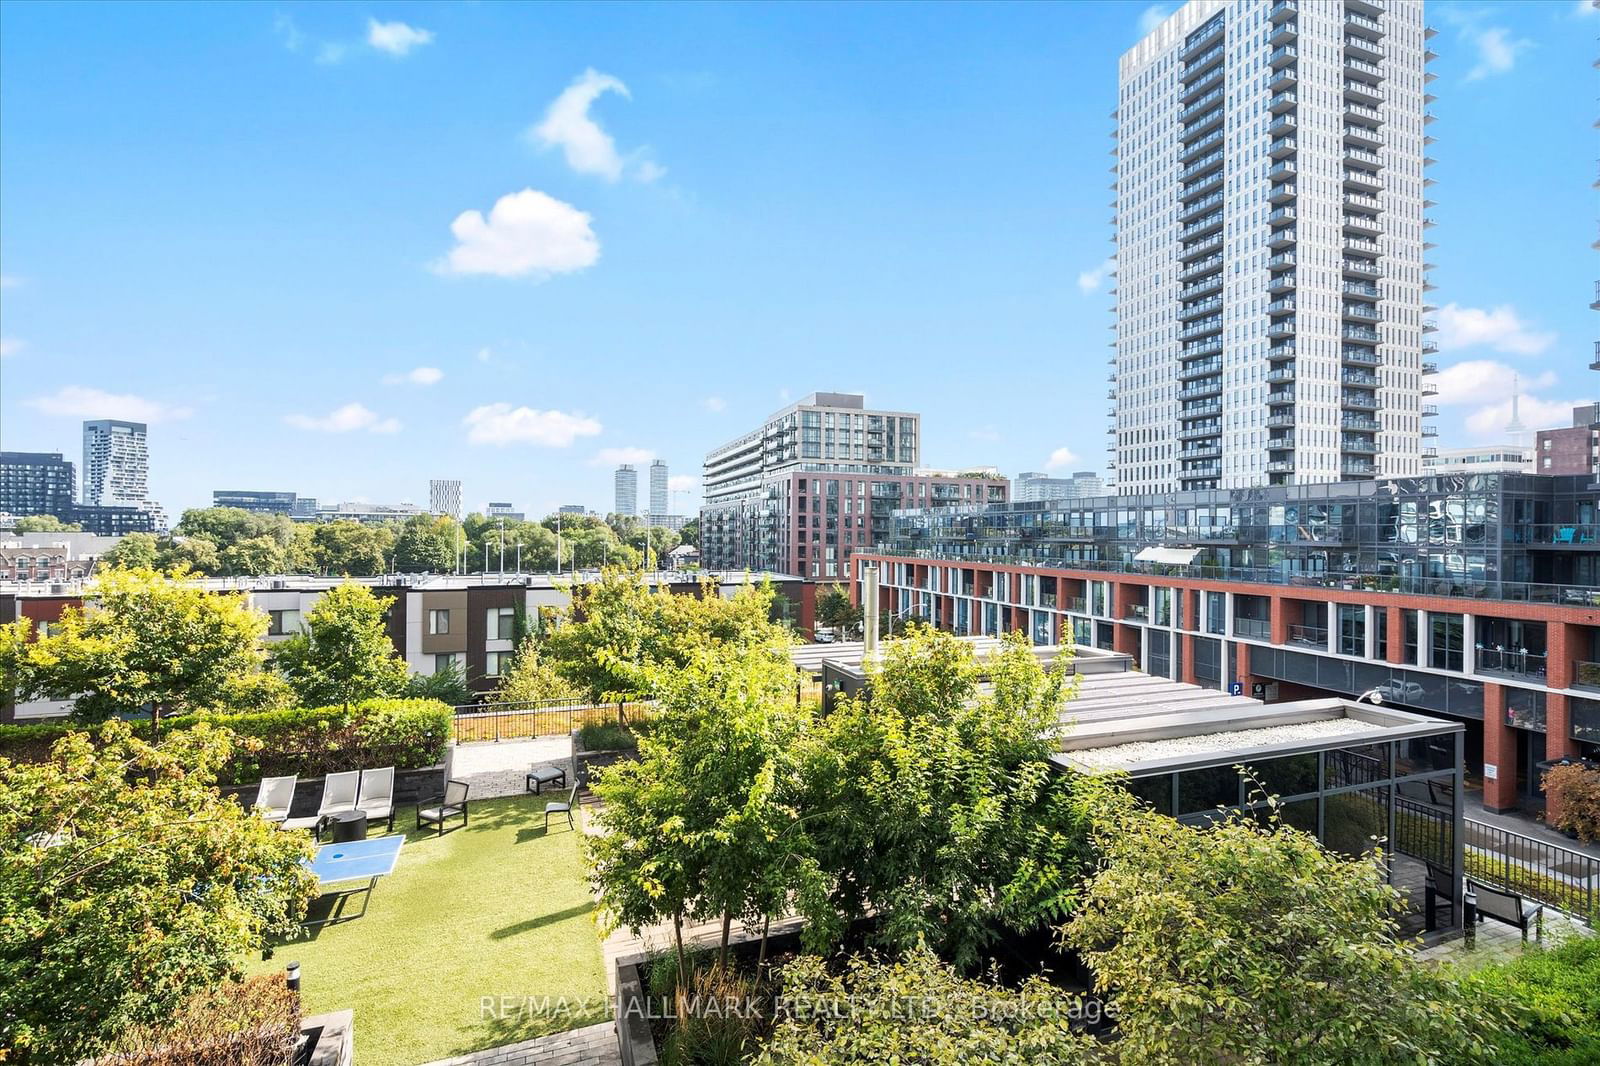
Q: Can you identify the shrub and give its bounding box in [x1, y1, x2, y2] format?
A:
[184, 698, 451, 785]
[577, 721, 636, 752]
[0, 720, 80, 764]
[1544, 764, 1600, 843]
[91, 974, 301, 1066]
[0, 700, 452, 786]
[1463, 933, 1600, 1065]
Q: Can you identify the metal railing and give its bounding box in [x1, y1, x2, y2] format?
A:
[450, 698, 653, 743]
[1464, 820, 1599, 920]
[1475, 648, 1548, 682]
[1234, 617, 1271, 639]
[1288, 624, 1328, 648]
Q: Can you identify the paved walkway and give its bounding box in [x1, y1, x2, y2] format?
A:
[419, 1021, 619, 1066]
[446, 737, 574, 801]
[1417, 908, 1588, 969]
[1464, 788, 1600, 859]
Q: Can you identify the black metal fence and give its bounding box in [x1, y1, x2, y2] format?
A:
[1464, 819, 1599, 920]
[450, 698, 652, 743]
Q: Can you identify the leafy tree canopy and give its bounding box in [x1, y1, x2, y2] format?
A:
[272, 581, 408, 708]
[0, 721, 316, 1063]
[97, 531, 158, 570]
[1062, 795, 1516, 1066]
[17, 567, 289, 725]
[12, 515, 82, 533]
[540, 568, 793, 704]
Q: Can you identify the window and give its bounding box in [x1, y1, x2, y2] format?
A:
[1403, 610, 1420, 665]
[1337, 604, 1365, 657]
[488, 606, 516, 641]
[485, 651, 510, 677]
[267, 609, 302, 636]
[434, 652, 458, 674]
[429, 608, 450, 635]
[1430, 613, 1465, 672]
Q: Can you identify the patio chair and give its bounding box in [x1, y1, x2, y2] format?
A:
[253, 775, 297, 823]
[544, 784, 579, 831]
[356, 766, 396, 832]
[317, 770, 361, 821]
[417, 779, 470, 836]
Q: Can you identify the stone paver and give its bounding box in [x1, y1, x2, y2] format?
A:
[419, 1021, 620, 1066]
[447, 737, 574, 801]
[1416, 908, 1587, 968]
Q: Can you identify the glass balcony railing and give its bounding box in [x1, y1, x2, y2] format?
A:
[1573, 661, 1600, 691]
[1288, 624, 1327, 648]
[1476, 648, 1548, 682]
[1234, 617, 1271, 640]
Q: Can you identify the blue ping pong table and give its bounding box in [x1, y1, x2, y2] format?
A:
[304, 835, 404, 927]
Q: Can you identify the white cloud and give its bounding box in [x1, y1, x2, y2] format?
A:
[529, 68, 661, 183]
[591, 446, 656, 466]
[1432, 360, 1557, 406]
[1577, 0, 1598, 16]
[1435, 303, 1555, 356]
[0, 338, 23, 359]
[382, 366, 444, 386]
[667, 475, 698, 492]
[284, 402, 401, 434]
[703, 395, 726, 413]
[366, 18, 433, 57]
[435, 188, 600, 279]
[1045, 447, 1078, 471]
[1466, 395, 1577, 438]
[475, 346, 494, 362]
[464, 404, 602, 447]
[1077, 258, 1114, 294]
[28, 385, 193, 423]
[1137, 5, 1172, 35]
[1462, 25, 1532, 81]
[274, 14, 346, 65]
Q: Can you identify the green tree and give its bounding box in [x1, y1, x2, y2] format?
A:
[174, 507, 295, 554]
[19, 568, 289, 727]
[220, 534, 286, 576]
[493, 638, 579, 703]
[1061, 796, 1515, 1065]
[402, 656, 474, 706]
[393, 514, 458, 573]
[97, 532, 158, 570]
[757, 947, 1098, 1065]
[0, 720, 317, 1063]
[310, 521, 392, 576]
[12, 514, 82, 533]
[802, 627, 1101, 968]
[814, 584, 862, 638]
[156, 535, 222, 575]
[677, 517, 698, 550]
[272, 582, 408, 708]
[541, 569, 793, 705]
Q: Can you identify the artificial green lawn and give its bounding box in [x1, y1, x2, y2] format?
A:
[249, 794, 608, 1066]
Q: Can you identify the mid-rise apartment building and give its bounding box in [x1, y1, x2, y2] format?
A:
[486, 502, 526, 521]
[854, 473, 1600, 814]
[0, 452, 77, 519]
[1014, 470, 1105, 502]
[1110, 0, 1434, 494]
[1534, 405, 1600, 476]
[700, 393, 1007, 579]
[212, 490, 319, 517]
[614, 465, 638, 516]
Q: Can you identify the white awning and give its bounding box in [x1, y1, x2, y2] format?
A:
[1134, 546, 1200, 565]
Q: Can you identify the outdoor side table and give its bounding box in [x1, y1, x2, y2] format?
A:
[325, 810, 369, 843]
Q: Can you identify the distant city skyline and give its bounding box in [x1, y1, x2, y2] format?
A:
[2, 2, 1594, 516]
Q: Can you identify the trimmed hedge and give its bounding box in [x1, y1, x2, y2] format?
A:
[0, 699, 451, 786]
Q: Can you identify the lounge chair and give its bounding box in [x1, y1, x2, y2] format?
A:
[544, 784, 579, 831]
[357, 766, 396, 832]
[317, 770, 360, 820]
[254, 775, 297, 823]
[417, 779, 470, 836]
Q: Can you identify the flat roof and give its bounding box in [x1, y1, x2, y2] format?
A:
[1054, 698, 1462, 778]
[802, 641, 1132, 678]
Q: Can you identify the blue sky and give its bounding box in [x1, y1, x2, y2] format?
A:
[1, 0, 1596, 517]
